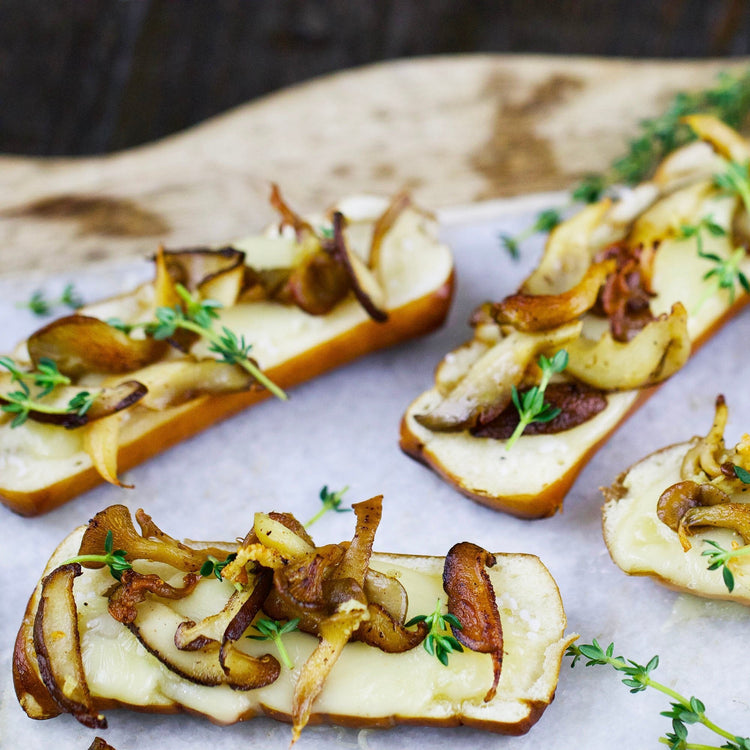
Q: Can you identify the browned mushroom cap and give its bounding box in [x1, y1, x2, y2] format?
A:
[678, 503, 750, 551]
[330, 211, 388, 322]
[78, 505, 230, 572]
[279, 249, 351, 315]
[443, 542, 503, 703]
[27, 315, 167, 378]
[491, 259, 616, 332]
[353, 602, 427, 652]
[33, 563, 106, 729]
[108, 569, 200, 625]
[656, 480, 731, 532]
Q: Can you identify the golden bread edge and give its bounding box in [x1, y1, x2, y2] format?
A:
[2, 273, 454, 517]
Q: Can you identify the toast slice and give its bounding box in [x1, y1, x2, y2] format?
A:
[0, 191, 454, 516]
[401, 115, 750, 518]
[602, 395, 750, 604]
[14, 501, 573, 740]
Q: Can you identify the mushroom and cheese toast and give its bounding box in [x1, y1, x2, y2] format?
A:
[400, 115, 750, 519]
[14, 499, 573, 741]
[0, 189, 454, 516]
[603, 396, 750, 605]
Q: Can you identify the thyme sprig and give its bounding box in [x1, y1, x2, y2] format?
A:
[63, 530, 132, 581]
[702, 539, 750, 593]
[500, 209, 564, 260]
[405, 598, 463, 666]
[16, 283, 83, 316]
[714, 159, 750, 215]
[734, 464, 750, 483]
[506, 349, 568, 451]
[0, 356, 95, 428]
[501, 67, 750, 257]
[567, 640, 750, 750]
[677, 218, 750, 311]
[113, 284, 286, 401]
[199, 553, 237, 581]
[304, 485, 351, 528]
[248, 617, 300, 670]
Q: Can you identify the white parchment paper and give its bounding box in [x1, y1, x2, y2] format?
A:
[1, 195, 748, 749]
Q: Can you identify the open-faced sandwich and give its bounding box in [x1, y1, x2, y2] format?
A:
[400, 115, 750, 518]
[602, 395, 750, 604]
[14, 497, 573, 741]
[0, 188, 454, 516]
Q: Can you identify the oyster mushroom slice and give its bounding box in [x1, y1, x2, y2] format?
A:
[124, 597, 279, 690]
[28, 315, 167, 377]
[683, 114, 750, 163]
[443, 542, 503, 703]
[656, 480, 731, 533]
[33, 563, 106, 729]
[363, 569, 408, 623]
[415, 321, 582, 432]
[565, 302, 690, 391]
[161, 247, 246, 295]
[135, 358, 262, 411]
[335, 495, 383, 586]
[492, 259, 616, 332]
[280, 249, 351, 315]
[678, 503, 750, 551]
[175, 568, 272, 650]
[78, 505, 227, 572]
[331, 211, 388, 322]
[368, 190, 412, 273]
[291, 600, 369, 744]
[0, 376, 147, 429]
[522, 200, 613, 295]
[681, 395, 729, 480]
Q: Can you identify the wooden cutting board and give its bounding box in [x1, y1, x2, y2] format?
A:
[0, 54, 747, 274]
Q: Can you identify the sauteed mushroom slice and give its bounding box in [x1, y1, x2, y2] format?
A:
[330, 211, 388, 322]
[78, 505, 227, 572]
[280, 249, 351, 315]
[28, 315, 166, 377]
[678, 503, 750, 551]
[656, 480, 731, 533]
[136, 358, 262, 411]
[415, 321, 581, 432]
[33, 563, 106, 729]
[122, 596, 280, 690]
[491, 259, 615, 331]
[0, 376, 147, 429]
[443, 542, 503, 702]
[565, 302, 690, 390]
[291, 600, 370, 744]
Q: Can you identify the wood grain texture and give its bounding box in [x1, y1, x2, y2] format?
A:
[1, 54, 748, 273]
